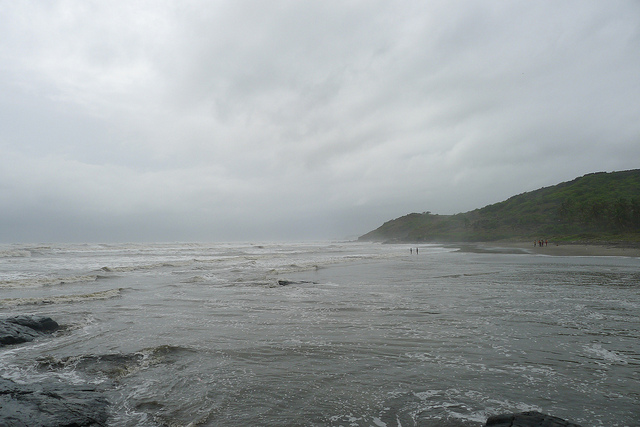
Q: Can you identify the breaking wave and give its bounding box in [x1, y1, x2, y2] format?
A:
[97, 260, 194, 273]
[0, 275, 100, 289]
[0, 288, 124, 306]
[0, 249, 32, 258]
[35, 345, 196, 382]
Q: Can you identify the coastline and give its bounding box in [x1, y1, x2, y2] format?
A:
[451, 241, 640, 257]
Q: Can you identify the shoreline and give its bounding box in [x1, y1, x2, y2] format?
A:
[450, 241, 640, 257]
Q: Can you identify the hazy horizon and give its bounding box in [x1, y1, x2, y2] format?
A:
[2, 1, 639, 243]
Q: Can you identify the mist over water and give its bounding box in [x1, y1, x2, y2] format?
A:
[1, 242, 638, 426]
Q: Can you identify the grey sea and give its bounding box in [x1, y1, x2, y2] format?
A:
[1, 242, 638, 426]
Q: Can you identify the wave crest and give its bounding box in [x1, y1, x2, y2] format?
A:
[0, 275, 100, 289]
[0, 288, 124, 306]
[0, 249, 31, 258]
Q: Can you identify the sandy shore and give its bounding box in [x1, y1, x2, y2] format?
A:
[453, 241, 640, 257]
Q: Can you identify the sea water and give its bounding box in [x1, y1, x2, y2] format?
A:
[0, 242, 638, 426]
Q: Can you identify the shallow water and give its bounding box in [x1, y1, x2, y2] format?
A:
[1, 242, 639, 426]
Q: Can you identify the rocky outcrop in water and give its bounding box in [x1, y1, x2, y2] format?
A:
[0, 315, 59, 346]
[1, 316, 109, 426]
[485, 411, 582, 427]
[0, 377, 108, 427]
[276, 279, 316, 286]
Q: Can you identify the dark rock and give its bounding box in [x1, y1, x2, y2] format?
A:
[0, 316, 59, 346]
[6, 315, 59, 332]
[0, 377, 108, 426]
[276, 279, 316, 286]
[485, 411, 582, 427]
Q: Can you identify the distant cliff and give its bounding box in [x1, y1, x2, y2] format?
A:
[359, 169, 640, 243]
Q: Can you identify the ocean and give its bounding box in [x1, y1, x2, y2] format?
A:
[0, 241, 638, 426]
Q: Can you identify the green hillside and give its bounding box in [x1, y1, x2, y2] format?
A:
[359, 169, 640, 243]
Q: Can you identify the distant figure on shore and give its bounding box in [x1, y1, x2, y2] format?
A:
[410, 248, 413, 254]
[416, 248, 419, 254]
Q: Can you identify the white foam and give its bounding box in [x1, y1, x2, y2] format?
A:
[584, 344, 628, 365]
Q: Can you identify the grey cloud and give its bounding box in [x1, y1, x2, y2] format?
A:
[1, 0, 639, 242]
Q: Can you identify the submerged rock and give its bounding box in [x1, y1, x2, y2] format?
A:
[276, 279, 316, 286]
[0, 316, 59, 346]
[485, 411, 582, 427]
[0, 377, 108, 427]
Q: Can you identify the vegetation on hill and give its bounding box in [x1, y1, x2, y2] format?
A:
[358, 169, 640, 243]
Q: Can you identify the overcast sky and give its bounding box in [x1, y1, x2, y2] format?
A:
[1, 1, 639, 242]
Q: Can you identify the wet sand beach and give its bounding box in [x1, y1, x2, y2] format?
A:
[454, 241, 640, 257]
